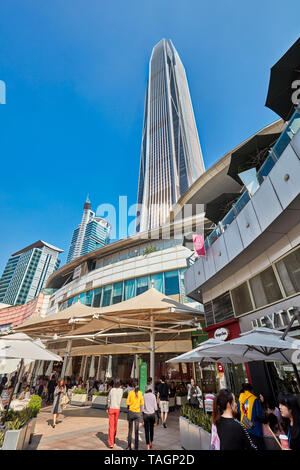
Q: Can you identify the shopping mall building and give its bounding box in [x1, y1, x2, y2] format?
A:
[184, 110, 300, 398]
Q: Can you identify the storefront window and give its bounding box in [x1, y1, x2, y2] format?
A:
[93, 288, 102, 308]
[231, 282, 253, 316]
[79, 292, 86, 304]
[112, 282, 123, 304]
[102, 284, 112, 307]
[136, 276, 148, 295]
[150, 273, 163, 292]
[125, 279, 135, 300]
[249, 267, 283, 308]
[212, 292, 234, 323]
[204, 301, 214, 327]
[165, 270, 179, 296]
[275, 248, 300, 297]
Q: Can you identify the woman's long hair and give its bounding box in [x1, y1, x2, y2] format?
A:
[278, 392, 300, 438]
[212, 389, 234, 425]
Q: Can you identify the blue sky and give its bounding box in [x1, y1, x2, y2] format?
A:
[0, 0, 299, 272]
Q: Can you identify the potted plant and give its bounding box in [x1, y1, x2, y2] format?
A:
[71, 388, 88, 406]
[179, 404, 212, 450]
[91, 391, 108, 409]
[1, 407, 33, 450]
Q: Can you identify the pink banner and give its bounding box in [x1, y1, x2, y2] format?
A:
[193, 234, 206, 257]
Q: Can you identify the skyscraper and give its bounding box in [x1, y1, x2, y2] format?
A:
[0, 240, 63, 305]
[66, 197, 111, 264]
[136, 39, 205, 232]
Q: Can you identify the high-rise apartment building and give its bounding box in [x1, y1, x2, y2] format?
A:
[66, 198, 111, 264]
[0, 240, 63, 305]
[136, 38, 205, 232]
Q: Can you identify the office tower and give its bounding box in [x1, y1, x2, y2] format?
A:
[66, 197, 111, 264]
[136, 38, 205, 232]
[0, 240, 63, 305]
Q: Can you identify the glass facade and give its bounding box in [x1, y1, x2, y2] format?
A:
[59, 269, 191, 311]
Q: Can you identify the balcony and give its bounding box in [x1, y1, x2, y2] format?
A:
[185, 107, 300, 298]
[205, 108, 300, 249]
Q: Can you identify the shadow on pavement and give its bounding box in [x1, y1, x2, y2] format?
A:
[96, 430, 128, 450]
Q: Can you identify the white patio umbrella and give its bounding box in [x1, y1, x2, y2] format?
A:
[0, 358, 33, 375]
[89, 356, 95, 378]
[64, 356, 73, 377]
[105, 355, 112, 379]
[0, 333, 62, 361]
[45, 361, 53, 377]
[35, 360, 44, 376]
[130, 356, 138, 378]
[167, 338, 253, 364]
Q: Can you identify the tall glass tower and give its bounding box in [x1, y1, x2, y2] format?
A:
[136, 39, 205, 232]
[66, 197, 111, 264]
[0, 240, 63, 305]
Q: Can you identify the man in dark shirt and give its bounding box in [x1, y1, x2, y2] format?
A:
[157, 376, 170, 428]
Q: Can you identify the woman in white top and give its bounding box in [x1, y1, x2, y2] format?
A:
[187, 378, 202, 408]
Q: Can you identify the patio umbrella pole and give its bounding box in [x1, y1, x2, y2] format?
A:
[150, 310, 155, 383]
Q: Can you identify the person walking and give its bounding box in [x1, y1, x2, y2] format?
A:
[51, 379, 66, 428]
[157, 376, 170, 428]
[47, 376, 57, 403]
[238, 383, 264, 450]
[278, 392, 300, 450]
[187, 378, 201, 409]
[107, 381, 123, 449]
[213, 388, 257, 450]
[142, 384, 158, 450]
[126, 382, 144, 450]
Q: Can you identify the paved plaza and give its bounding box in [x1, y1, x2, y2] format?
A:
[27, 404, 182, 450]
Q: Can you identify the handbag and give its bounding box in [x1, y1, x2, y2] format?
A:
[241, 402, 254, 430]
[61, 393, 69, 408]
[267, 425, 283, 450]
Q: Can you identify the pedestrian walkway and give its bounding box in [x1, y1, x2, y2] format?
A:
[27, 405, 181, 450]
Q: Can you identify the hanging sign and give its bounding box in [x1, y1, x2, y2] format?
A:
[214, 328, 229, 341]
[139, 362, 147, 394]
[193, 234, 206, 257]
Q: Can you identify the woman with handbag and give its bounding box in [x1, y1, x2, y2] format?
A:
[187, 378, 201, 409]
[51, 379, 66, 428]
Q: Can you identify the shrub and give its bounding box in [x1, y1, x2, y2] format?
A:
[180, 404, 212, 434]
[122, 391, 128, 398]
[93, 391, 109, 396]
[6, 407, 33, 430]
[72, 389, 87, 395]
[28, 395, 42, 418]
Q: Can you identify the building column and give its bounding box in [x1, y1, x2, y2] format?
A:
[82, 356, 88, 381]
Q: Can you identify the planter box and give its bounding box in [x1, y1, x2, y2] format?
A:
[70, 393, 88, 407]
[179, 416, 190, 450]
[179, 416, 211, 450]
[2, 425, 28, 450]
[176, 396, 187, 406]
[23, 419, 33, 450]
[29, 417, 37, 444]
[187, 421, 202, 450]
[91, 395, 107, 409]
[200, 427, 211, 450]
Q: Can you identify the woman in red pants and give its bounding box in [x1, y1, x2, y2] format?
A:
[107, 381, 123, 448]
